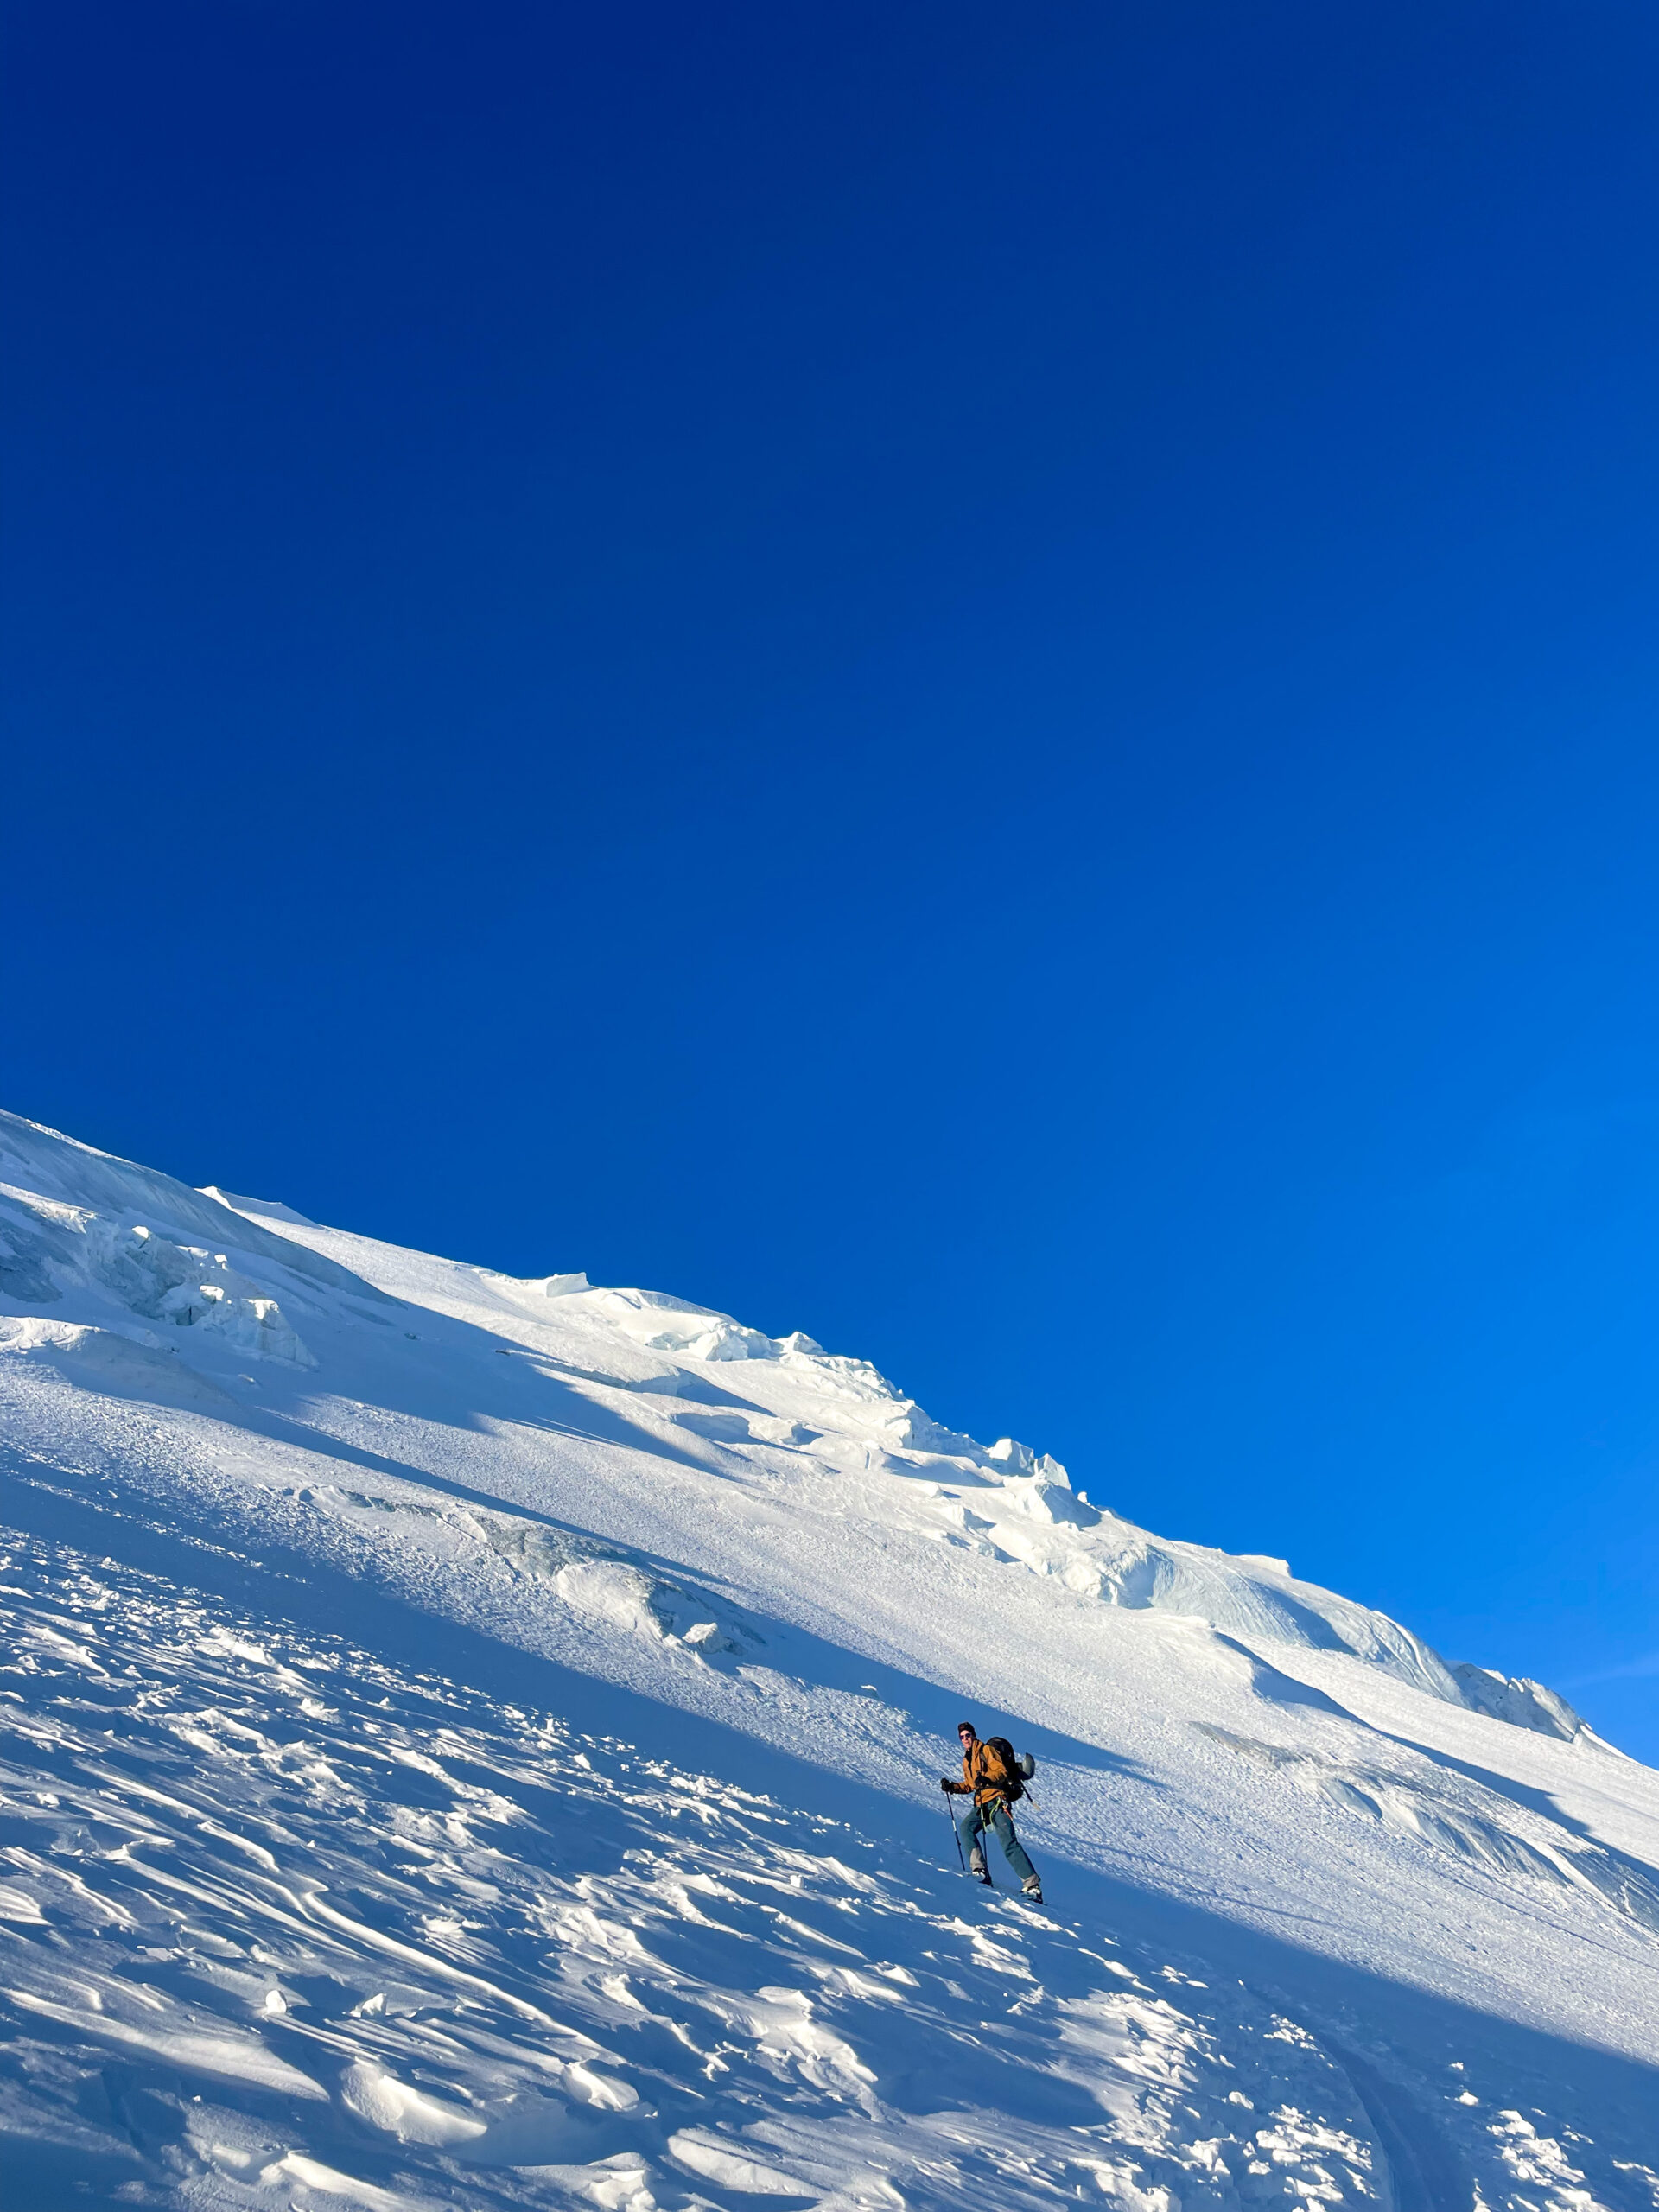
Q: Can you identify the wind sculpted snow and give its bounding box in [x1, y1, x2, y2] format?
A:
[0, 1109, 1656, 2209]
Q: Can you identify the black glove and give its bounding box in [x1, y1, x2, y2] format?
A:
[940, 1777, 954, 1791]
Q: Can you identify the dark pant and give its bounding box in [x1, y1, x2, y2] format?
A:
[957, 1798, 1038, 1886]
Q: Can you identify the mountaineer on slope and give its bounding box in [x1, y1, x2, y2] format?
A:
[943, 1719, 1043, 1901]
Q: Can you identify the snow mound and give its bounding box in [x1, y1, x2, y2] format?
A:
[200, 1185, 320, 1228]
[1451, 1662, 1588, 1742]
[0, 1112, 436, 1402]
[575, 1287, 783, 1362]
[0, 1183, 317, 1366]
[0, 1315, 233, 1405]
[0, 1112, 380, 1300]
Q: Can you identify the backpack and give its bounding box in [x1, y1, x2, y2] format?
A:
[985, 1737, 1036, 1803]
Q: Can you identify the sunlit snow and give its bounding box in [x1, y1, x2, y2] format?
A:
[1, 1107, 1656, 2209]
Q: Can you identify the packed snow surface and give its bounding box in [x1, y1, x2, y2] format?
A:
[0, 1109, 1655, 2211]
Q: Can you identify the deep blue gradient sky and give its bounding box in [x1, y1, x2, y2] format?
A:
[6, 3, 1659, 1756]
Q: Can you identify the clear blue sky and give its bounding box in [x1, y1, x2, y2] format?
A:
[5, 2, 1659, 1758]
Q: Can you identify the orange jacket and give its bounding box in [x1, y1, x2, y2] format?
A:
[944, 1737, 1018, 1808]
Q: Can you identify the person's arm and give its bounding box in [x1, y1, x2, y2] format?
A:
[941, 1774, 969, 1793]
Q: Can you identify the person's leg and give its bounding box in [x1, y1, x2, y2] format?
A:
[984, 1802, 1039, 1888]
[957, 1806, 988, 1875]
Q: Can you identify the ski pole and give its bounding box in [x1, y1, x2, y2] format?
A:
[944, 1789, 965, 1871]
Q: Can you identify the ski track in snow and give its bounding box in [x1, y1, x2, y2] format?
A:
[0, 1110, 1657, 2208]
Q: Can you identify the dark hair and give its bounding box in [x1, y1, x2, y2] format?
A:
[956, 1719, 976, 1735]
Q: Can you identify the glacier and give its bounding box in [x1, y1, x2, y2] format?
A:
[0, 1106, 1655, 2210]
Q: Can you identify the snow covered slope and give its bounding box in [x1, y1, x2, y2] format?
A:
[1, 1108, 1656, 2210]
